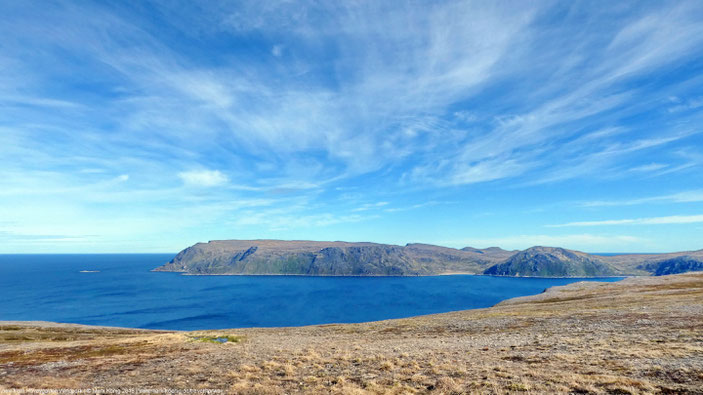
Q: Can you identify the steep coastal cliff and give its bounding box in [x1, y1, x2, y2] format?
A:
[154, 240, 510, 275]
[155, 240, 703, 277]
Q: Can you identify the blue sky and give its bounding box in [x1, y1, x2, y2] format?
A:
[1, 1, 703, 253]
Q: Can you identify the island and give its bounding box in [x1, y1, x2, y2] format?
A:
[153, 239, 703, 277]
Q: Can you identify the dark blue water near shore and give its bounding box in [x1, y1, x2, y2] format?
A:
[0, 254, 623, 330]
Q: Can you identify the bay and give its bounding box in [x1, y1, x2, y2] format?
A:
[0, 254, 623, 330]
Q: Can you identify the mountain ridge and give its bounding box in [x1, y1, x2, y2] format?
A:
[154, 240, 703, 277]
[154, 239, 509, 276]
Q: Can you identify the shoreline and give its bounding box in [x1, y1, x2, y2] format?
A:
[153, 269, 633, 279]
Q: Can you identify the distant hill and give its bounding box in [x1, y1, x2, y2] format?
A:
[154, 240, 505, 276]
[461, 246, 515, 258]
[155, 240, 703, 277]
[637, 256, 703, 276]
[483, 246, 618, 277]
[602, 249, 703, 275]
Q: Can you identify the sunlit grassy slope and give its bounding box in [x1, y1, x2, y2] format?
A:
[2, 273, 702, 394]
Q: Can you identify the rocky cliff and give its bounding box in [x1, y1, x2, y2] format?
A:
[156, 240, 703, 277]
[154, 240, 507, 275]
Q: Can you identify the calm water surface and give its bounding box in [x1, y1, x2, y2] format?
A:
[0, 254, 623, 330]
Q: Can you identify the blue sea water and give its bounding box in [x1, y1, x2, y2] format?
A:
[0, 254, 624, 331]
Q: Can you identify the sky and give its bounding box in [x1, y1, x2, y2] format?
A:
[1, 1, 702, 253]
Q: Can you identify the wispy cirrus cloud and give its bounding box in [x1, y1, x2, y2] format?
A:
[548, 214, 703, 228]
[3, 1, 702, 189]
[384, 201, 449, 213]
[352, 202, 389, 212]
[581, 190, 703, 207]
[233, 209, 373, 231]
[0, 231, 95, 243]
[1, 1, 702, 252]
[178, 170, 228, 187]
[668, 96, 703, 113]
[628, 163, 668, 173]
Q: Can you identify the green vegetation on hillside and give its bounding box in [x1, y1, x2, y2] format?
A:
[483, 246, 618, 277]
[154, 240, 703, 278]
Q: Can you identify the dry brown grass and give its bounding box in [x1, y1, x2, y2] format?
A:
[1, 273, 702, 394]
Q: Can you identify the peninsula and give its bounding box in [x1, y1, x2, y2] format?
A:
[154, 239, 703, 277]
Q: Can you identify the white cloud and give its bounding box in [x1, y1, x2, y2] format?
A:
[453, 111, 477, 123]
[628, 163, 668, 173]
[234, 210, 373, 231]
[352, 201, 389, 212]
[549, 214, 703, 227]
[668, 96, 703, 113]
[5, 1, 701, 190]
[526, 131, 697, 186]
[668, 191, 703, 203]
[384, 201, 447, 213]
[178, 170, 228, 187]
[1, 1, 703, 253]
[3, 95, 82, 109]
[582, 189, 703, 207]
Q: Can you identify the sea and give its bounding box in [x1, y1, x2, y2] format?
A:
[0, 254, 624, 331]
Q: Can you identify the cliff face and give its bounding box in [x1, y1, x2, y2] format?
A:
[156, 240, 703, 277]
[154, 240, 505, 275]
[483, 246, 618, 277]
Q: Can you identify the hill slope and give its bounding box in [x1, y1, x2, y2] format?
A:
[638, 255, 703, 276]
[2, 273, 702, 393]
[156, 240, 703, 277]
[600, 248, 703, 274]
[154, 240, 503, 275]
[483, 246, 618, 277]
